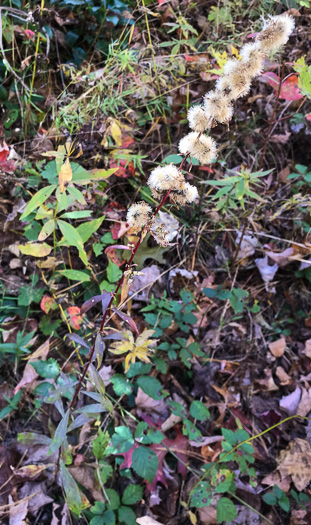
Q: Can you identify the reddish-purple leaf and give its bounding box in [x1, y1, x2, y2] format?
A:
[260, 72, 303, 101]
[112, 307, 139, 334]
[80, 292, 111, 314]
[66, 333, 90, 349]
[105, 245, 131, 254]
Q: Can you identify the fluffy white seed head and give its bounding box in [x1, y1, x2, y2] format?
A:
[217, 59, 252, 100]
[187, 105, 211, 133]
[127, 201, 154, 233]
[148, 164, 184, 192]
[179, 132, 217, 165]
[184, 183, 199, 203]
[257, 14, 295, 53]
[203, 91, 233, 123]
[240, 42, 266, 78]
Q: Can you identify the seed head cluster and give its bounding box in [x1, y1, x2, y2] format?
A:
[179, 14, 295, 164]
[126, 15, 294, 246]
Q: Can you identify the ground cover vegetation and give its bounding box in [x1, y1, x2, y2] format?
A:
[0, 0, 311, 524]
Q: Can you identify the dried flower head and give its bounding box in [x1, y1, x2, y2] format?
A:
[148, 164, 185, 192]
[179, 132, 217, 165]
[257, 14, 295, 53]
[127, 201, 154, 234]
[187, 106, 211, 133]
[170, 182, 199, 206]
[152, 223, 171, 247]
[203, 90, 233, 123]
[216, 59, 252, 100]
[109, 329, 156, 372]
[240, 42, 265, 78]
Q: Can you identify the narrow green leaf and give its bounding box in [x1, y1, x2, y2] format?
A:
[57, 269, 91, 282]
[20, 185, 56, 220]
[57, 220, 88, 265]
[60, 459, 82, 516]
[48, 409, 70, 456]
[76, 215, 105, 243]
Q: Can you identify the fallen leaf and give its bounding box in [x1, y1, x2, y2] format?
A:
[280, 386, 301, 415]
[277, 438, 311, 491]
[266, 247, 295, 267]
[135, 387, 167, 414]
[14, 339, 50, 394]
[68, 465, 105, 502]
[18, 243, 52, 257]
[236, 232, 258, 260]
[255, 255, 278, 293]
[137, 517, 164, 525]
[275, 366, 291, 385]
[297, 388, 311, 417]
[18, 482, 53, 515]
[260, 72, 303, 101]
[8, 495, 28, 525]
[262, 471, 291, 492]
[269, 336, 286, 357]
[277, 165, 290, 184]
[303, 339, 311, 358]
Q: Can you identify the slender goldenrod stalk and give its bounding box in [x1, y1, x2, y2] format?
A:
[70, 14, 295, 409]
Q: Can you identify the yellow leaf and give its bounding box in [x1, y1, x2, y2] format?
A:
[110, 120, 122, 146]
[18, 243, 52, 257]
[230, 45, 241, 59]
[59, 158, 72, 193]
[188, 511, 197, 525]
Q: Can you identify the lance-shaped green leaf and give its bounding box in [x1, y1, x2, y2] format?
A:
[60, 459, 82, 516]
[47, 408, 70, 456]
[76, 215, 105, 243]
[95, 333, 105, 369]
[20, 185, 57, 220]
[57, 220, 88, 265]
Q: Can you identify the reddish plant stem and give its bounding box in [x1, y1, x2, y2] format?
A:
[70, 187, 173, 410]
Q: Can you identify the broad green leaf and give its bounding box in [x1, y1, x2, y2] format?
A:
[217, 497, 236, 523]
[136, 376, 163, 400]
[93, 429, 110, 460]
[38, 219, 55, 241]
[18, 432, 52, 445]
[31, 358, 59, 379]
[162, 154, 183, 164]
[122, 485, 143, 505]
[190, 481, 212, 508]
[262, 493, 277, 505]
[48, 409, 70, 456]
[20, 185, 56, 219]
[57, 220, 88, 265]
[131, 446, 158, 483]
[106, 489, 120, 511]
[118, 506, 136, 525]
[190, 401, 210, 421]
[60, 459, 82, 516]
[67, 185, 86, 204]
[76, 216, 105, 243]
[106, 426, 134, 454]
[110, 374, 133, 396]
[57, 269, 91, 282]
[107, 260, 122, 283]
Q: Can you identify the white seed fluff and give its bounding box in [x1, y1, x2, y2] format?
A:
[127, 202, 153, 232]
[257, 14, 295, 53]
[187, 106, 211, 133]
[203, 91, 233, 123]
[148, 164, 184, 191]
[240, 42, 265, 78]
[179, 132, 217, 165]
[184, 183, 199, 203]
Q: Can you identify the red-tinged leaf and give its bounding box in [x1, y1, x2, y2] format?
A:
[105, 245, 131, 254]
[66, 333, 90, 350]
[40, 295, 57, 314]
[67, 306, 83, 330]
[260, 72, 280, 90]
[25, 29, 35, 41]
[260, 72, 303, 101]
[199, 166, 214, 173]
[121, 135, 135, 148]
[80, 292, 111, 315]
[306, 113, 311, 122]
[105, 246, 124, 266]
[0, 140, 9, 163]
[109, 158, 135, 178]
[0, 159, 15, 173]
[247, 32, 258, 38]
[112, 307, 139, 334]
[280, 75, 303, 101]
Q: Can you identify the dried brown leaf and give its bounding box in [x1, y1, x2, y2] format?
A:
[269, 336, 286, 357]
